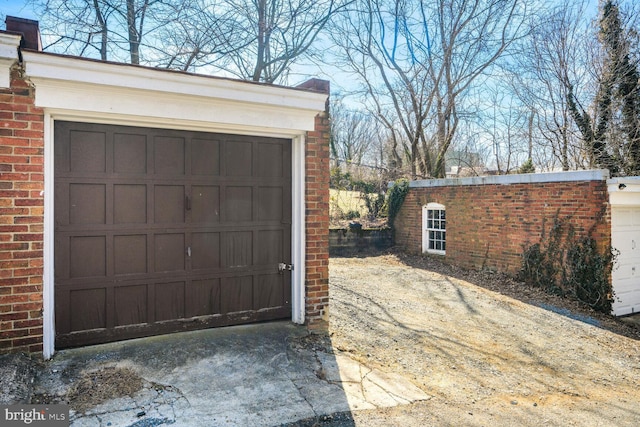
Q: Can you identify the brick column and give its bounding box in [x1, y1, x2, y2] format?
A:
[304, 106, 330, 331]
[0, 66, 45, 354]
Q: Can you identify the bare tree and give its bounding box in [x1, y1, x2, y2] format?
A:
[508, 0, 594, 172]
[30, 0, 347, 84]
[331, 0, 529, 178]
[219, 0, 350, 83]
[148, 0, 242, 71]
[330, 95, 384, 167]
[31, 0, 181, 64]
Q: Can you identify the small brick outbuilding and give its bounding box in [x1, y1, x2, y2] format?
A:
[1, 19, 330, 358]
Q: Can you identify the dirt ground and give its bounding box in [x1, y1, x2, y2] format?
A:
[324, 252, 640, 426]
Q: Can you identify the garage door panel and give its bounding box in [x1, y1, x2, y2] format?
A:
[155, 282, 186, 321]
[54, 234, 69, 279]
[612, 206, 640, 316]
[70, 236, 106, 278]
[154, 185, 185, 223]
[191, 139, 220, 175]
[258, 142, 283, 177]
[186, 279, 221, 317]
[154, 136, 185, 175]
[224, 231, 253, 268]
[192, 185, 220, 223]
[221, 276, 253, 313]
[114, 185, 147, 224]
[114, 133, 147, 174]
[257, 187, 283, 221]
[154, 233, 185, 272]
[69, 184, 106, 225]
[257, 230, 282, 265]
[225, 186, 252, 221]
[224, 140, 252, 176]
[114, 285, 148, 326]
[70, 288, 106, 332]
[54, 183, 69, 226]
[70, 130, 107, 173]
[55, 121, 291, 348]
[114, 235, 147, 275]
[191, 232, 220, 270]
[255, 274, 286, 308]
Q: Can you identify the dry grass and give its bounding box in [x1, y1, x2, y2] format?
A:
[66, 366, 143, 413]
[329, 189, 368, 221]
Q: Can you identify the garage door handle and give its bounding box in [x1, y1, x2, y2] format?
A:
[187, 246, 191, 257]
[185, 195, 191, 211]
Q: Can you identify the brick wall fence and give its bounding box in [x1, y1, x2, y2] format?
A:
[1, 62, 329, 354]
[0, 66, 45, 354]
[394, 171, 611, 275]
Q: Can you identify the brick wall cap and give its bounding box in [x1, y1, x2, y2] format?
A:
[407, 169, 610, 189]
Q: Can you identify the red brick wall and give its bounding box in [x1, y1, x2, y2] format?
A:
[394, 177, 610, 275]
[304, 111, 330, 331]
[0, 66, 45, 354]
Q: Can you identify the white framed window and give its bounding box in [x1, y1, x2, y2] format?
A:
[422, 203, 446, 255]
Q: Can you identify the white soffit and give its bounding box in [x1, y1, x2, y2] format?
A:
[22, 51, 327, 135]
[0, 33, 21, 88]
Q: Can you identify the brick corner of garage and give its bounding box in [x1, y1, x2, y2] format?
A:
[0, 65, 46, 356]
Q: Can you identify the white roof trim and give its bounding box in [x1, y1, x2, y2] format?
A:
[608, 177, 640, 206]
[22, 51, 327, 134]
[0, 33, 21, 88]
[410, 170, 610, 188]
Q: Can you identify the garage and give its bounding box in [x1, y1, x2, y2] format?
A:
[53, 121, 293, 347]
[609, 178, 640, 316]
[0, 29, 330, 357]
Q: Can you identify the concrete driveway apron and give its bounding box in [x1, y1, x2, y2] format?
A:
[32, 321, 429, 426]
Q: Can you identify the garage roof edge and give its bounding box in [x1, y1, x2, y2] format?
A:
[21, 50, 328, 112]
[0, 32, 21, 88]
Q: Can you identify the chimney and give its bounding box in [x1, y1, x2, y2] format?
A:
[297, 78, 330, 94]
[5, 16, 42, 51]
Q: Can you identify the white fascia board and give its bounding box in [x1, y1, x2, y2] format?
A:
[608, 177, 640, 206]
[22, 51, 327, 133]
[410, 169, 610, 188]
[0, 33, 21, 88]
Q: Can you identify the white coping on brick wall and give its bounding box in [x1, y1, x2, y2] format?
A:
[409, 169, 610, 188]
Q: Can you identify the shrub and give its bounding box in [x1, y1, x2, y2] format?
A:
[385, 179, 409, 228]
[519, 215, 616, 313]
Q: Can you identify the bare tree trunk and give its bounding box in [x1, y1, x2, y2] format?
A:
[252, 0, 266, 81]
[126, 0, 140, 64]
[93, 0, 108, 60]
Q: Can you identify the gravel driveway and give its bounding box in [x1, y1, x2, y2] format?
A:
[327, 254, 640, 426]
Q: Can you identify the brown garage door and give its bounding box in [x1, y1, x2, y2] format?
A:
[54, 121, 292, 348]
